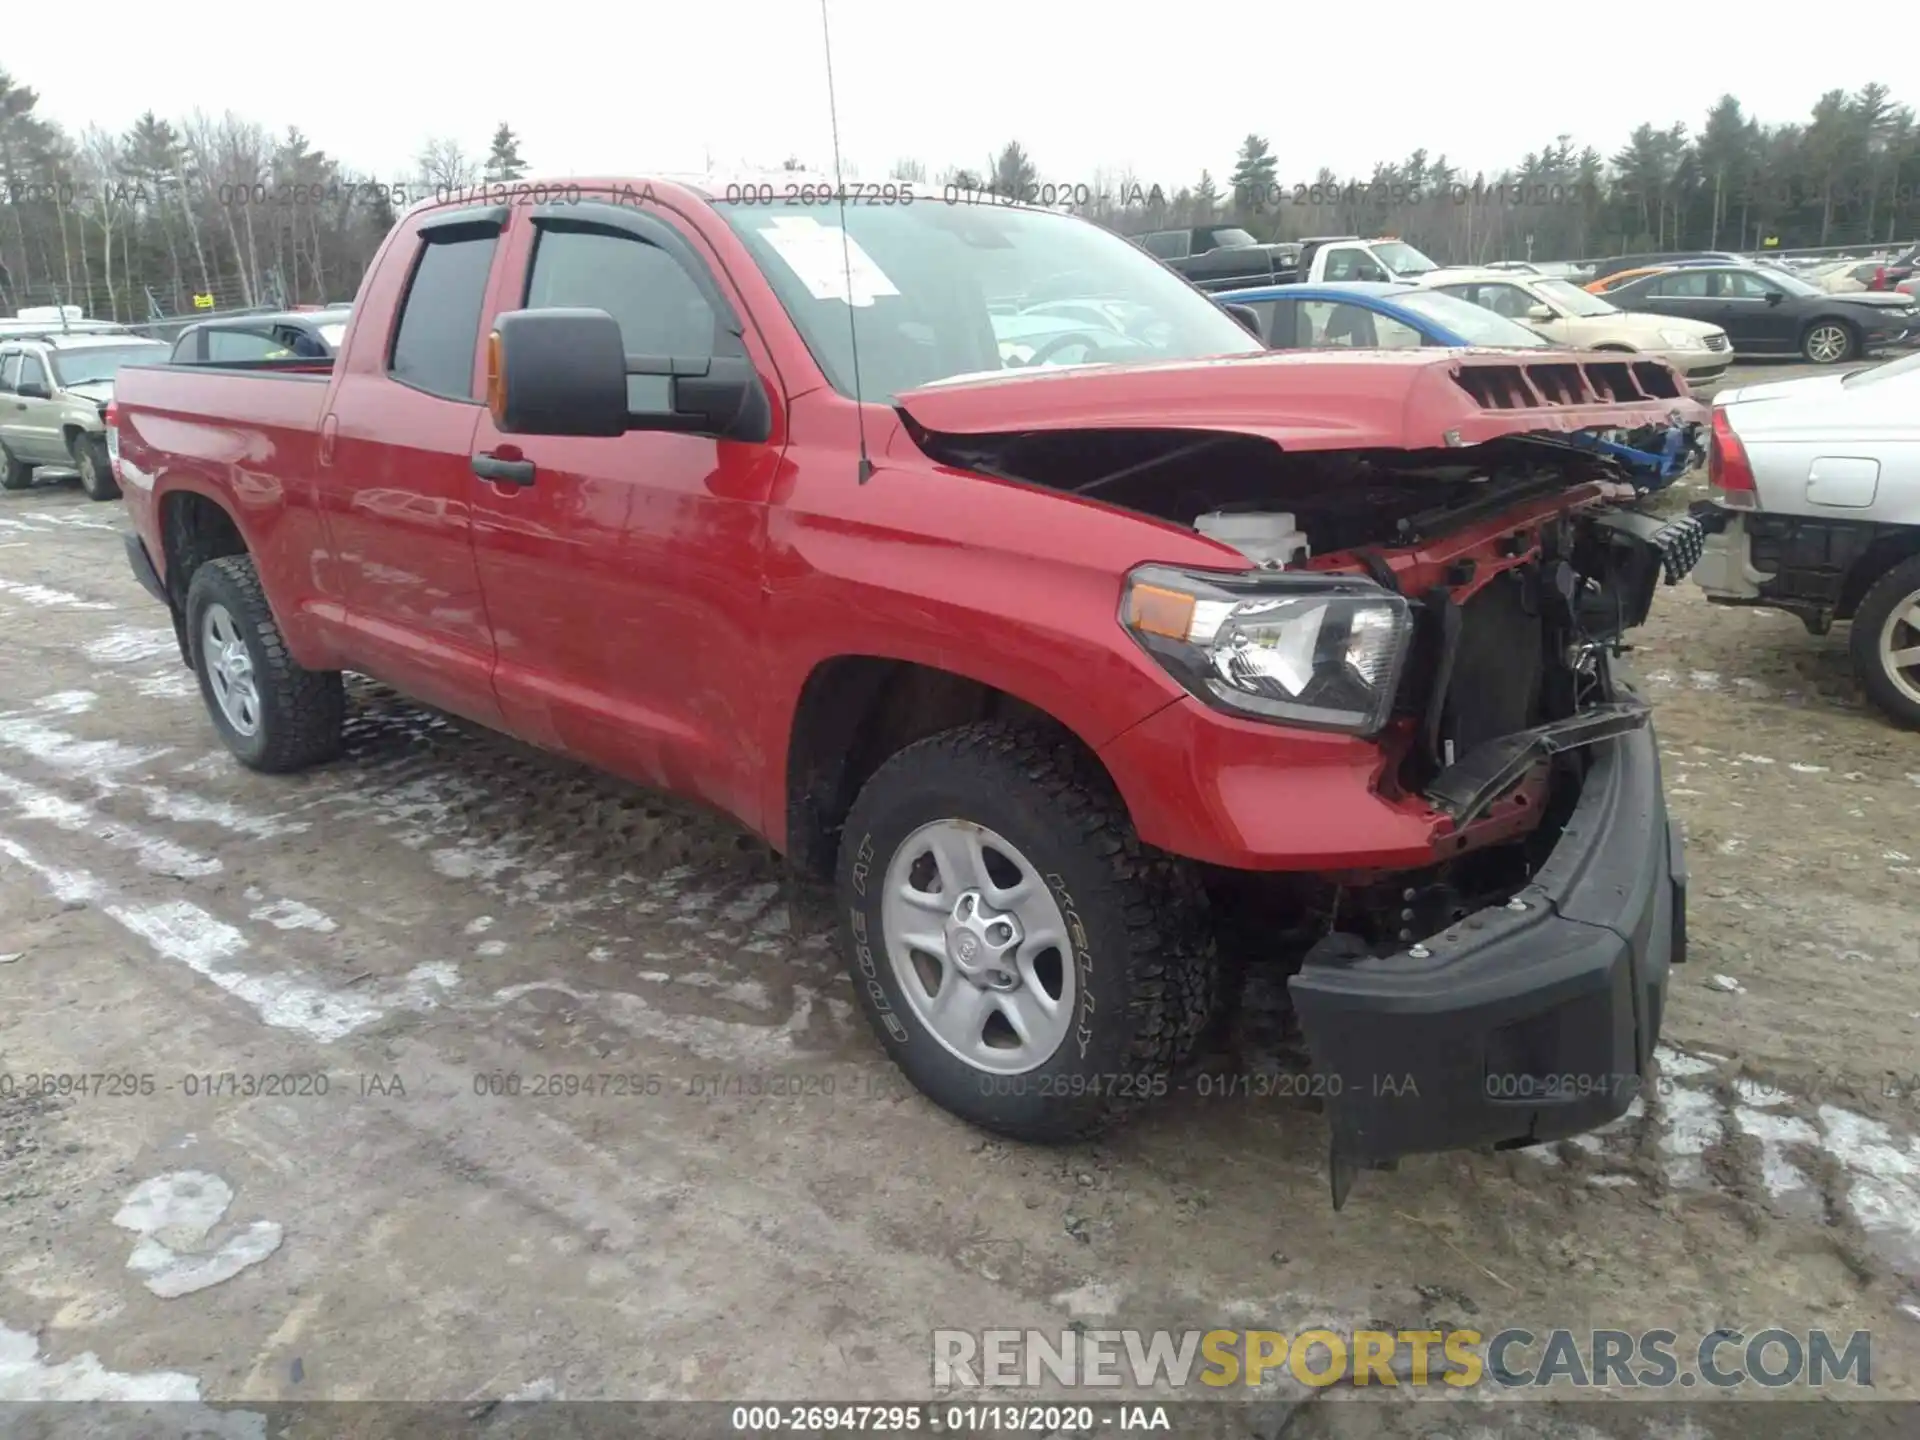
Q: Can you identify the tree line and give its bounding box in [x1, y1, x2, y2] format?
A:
[928, 85, 1915, 266]
[0, 64, 1911, 326]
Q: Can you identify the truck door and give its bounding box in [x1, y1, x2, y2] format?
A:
[464, 199, 785, 828]
[315, 204, 511, 728]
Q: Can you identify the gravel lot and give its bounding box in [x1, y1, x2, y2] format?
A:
[1, 358, 1916, 1433]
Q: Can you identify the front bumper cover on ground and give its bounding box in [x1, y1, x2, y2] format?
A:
[1288, 722, 1684, 1206]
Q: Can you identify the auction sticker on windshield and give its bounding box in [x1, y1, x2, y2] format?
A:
[755, 216, 901, 307]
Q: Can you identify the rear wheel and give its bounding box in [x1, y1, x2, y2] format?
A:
[1801, 319, 1856, 365]
[186, 555, 345, 771]
[1851, 554, 1920, 729]
[0, 440, 32, 491]
[71, 433, 118, 501]
[837, 721, 1217, 1142]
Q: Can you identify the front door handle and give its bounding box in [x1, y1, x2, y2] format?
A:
[472, 452, 535, 486]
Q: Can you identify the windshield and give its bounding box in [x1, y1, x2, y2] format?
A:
[1532, 278, 1618, 317]
[1753, 267, 1821, 298]
[719, 202, 1264, 401]
[49, 343, 168, 386]
[1842, 349, 1920, 387]
[1394, 290, 1550, 347]
[1373, 241, 1438, 275]
[1205, 228, 1259, 249]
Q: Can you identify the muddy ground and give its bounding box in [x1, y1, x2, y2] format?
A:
[1, 360, 1917, 1436]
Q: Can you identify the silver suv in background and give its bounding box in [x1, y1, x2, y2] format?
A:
[0, 333, 170, 499]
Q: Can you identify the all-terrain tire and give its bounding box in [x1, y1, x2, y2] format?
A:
[837, 720, 1217, 1142]
[185, 554, 346, 772]
[0, 439, 33, 491]
[1849, 553, 1920, 730]
[71, 432, 119, 501]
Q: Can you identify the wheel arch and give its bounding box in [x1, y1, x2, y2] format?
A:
[159, 486, 252, 615]
[781, 654, 1139, 883]
[1838, 530, 1920, 621]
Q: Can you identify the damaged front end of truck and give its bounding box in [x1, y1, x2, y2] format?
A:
[897, 351, 1705, 1204]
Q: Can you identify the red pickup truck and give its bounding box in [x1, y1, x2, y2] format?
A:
[110, 178, 1704, 1202]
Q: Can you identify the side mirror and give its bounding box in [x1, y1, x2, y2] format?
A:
[16, 380, 50, 400]
[1765, 290, 1784, 306]
[1527, 304, 1555, 322]
[487, 307, 772, 443]
[1221, 303, 1264, 340]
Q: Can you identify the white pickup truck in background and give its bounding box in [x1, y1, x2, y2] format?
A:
[1693, 351, 1920, 726]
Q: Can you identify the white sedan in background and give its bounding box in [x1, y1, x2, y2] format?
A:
[1694, 350, 1920, 727]
[1413, 268, 1734, 383]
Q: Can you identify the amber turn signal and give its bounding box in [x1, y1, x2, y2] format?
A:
[485, 331, 505, 422]
[1126, 583, 1197, 640]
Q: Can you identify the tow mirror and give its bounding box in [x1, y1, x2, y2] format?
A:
[487, 307, 771, 443]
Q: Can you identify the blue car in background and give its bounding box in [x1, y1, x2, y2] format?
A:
[1216, 280, 1553, 351]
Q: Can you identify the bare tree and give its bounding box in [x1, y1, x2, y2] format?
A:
[416, 138, 477, 193]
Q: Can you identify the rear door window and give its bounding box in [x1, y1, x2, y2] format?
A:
[389, 231, 501, 400]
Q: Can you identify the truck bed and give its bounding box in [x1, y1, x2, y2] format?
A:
[114, 361, 332, 434]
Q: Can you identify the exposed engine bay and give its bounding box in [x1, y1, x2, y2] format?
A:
[910, 418, 1708, 966]
[907, 423, 1701, 557]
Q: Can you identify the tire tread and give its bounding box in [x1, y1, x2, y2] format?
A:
[189, 555, 346, 771]
[847, 719, 1217, 1141]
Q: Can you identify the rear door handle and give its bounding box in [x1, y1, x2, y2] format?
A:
[472, 452, 535, 486]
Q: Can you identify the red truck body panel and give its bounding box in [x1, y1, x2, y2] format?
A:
[115, 177, 1700, 873]
[897, 348, 1704, 449]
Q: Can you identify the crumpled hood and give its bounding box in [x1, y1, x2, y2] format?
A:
[1831, 291, 1915, 310]
[895, 349, 1706, 453]
[62, 380, 116, 404]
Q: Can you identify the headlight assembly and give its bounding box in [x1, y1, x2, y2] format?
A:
[1121, 564, 1414, 735]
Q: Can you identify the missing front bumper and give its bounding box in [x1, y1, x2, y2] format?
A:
[1288, 724, 1684, 1205]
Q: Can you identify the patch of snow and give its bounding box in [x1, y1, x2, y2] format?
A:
[1734, 1108, 1818, 1203]
[32, 691, 96, 715]
[248, 898, 338, 934]
[1657, 1086, 1722, 1187]
[0, 715, 168, 775]
[0, 769, 219, 878]
[82, 626, 180, 665]
[1052, 1281, 1126, 1319]
[0, 577, 113, 610]
[133, 671, 198, 700]
[112, 1172, 283, 1299]
[0, 1322, 202, 1403]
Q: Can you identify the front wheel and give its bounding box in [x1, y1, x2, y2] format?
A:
[837, 721, 1217, 1142]
[1850, 554, 1920, 729]
[71, 433, 118, 501]
[185, 555, 346, 772]
[1801, 319, 1857, 365]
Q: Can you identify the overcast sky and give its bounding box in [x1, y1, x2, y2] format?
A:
[8, 3, 1902, 190]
